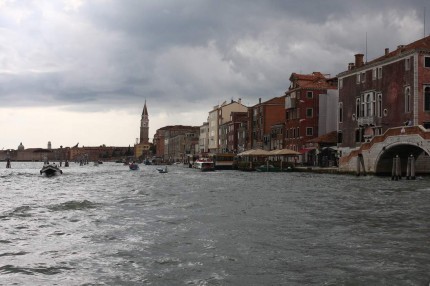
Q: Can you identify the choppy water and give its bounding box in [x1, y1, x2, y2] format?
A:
[0, 162, 429, 285]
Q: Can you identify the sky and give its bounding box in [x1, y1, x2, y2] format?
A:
[1, 0, 429, 149]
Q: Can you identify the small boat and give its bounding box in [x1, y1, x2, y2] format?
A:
[156, 166, 168, 173]
[193, 158, 215, 172]
[40, 163, 63, 176]
[129, 162, 139, 170]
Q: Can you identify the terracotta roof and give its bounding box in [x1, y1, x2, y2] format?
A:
[339, 36, 430, 76]
[306, 131, 337, 144]
[368, 35, 430, 65]
[289, 72, 337, 90]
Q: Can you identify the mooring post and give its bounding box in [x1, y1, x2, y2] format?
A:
[360, 154, 366, 176]
[356, 154, 361, 176]
[395, 155, 401, 180]
[6, 158, 11, 168]
[406, 156, 411, 180]
[410, 155, 416, 180]
[391, 157, 396, 180]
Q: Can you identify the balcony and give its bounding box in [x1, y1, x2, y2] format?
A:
[357, 116, 376, 126]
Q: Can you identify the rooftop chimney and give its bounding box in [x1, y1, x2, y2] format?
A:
[238, 98, 242, 104]
[385, 48, 389, 55]
[259, 98, 261, 104]
[354, 54, 364, 68]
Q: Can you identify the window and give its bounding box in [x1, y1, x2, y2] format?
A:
[306, 91, 313, 99]
[306, 127, 313, 136]
[339, 78, 343, 89]
[337, 131, 343, 144]
[377, 67, 382, 79]
[356, 98, 361, 118]
[306, 108, 313, 118]
[425, 57, 430, 68]
[405, 87, 411, 112]
[377, 93, 382, 117]
[339, 102, 343, 123]
[297, 127, 300, 138]
[372, 68, 377, 80]
[361, 72, 366, 83]
[356, 73, 360, 84]
[405, 58, 410, 71]
[425, 86, 430, 111]
[292, 128, 296, 138]
[366, 94, 371, 116]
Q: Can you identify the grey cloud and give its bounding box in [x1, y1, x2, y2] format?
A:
[1, 0, 429, 114]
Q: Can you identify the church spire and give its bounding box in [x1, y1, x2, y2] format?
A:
[142, 100, 148, 116]
[140, 100, 149, 144]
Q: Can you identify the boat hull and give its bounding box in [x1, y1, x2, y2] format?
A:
[40, 165, 63, 176]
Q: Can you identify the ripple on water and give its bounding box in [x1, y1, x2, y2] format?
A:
[0, 205, 32, 220]
[47, 200, 98, 211]
[0, 264, 74, 275]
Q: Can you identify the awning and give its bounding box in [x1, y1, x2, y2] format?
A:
[269, 149, 300, 156]
[237, 148, 271, 156]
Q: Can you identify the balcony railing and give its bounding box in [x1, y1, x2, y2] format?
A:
[357, 116, 375, 126]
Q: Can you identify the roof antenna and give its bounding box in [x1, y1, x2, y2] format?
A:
[365, 32, 368, 63]
[424, 7, 426, 37]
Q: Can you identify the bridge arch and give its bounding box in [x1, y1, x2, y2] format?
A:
[374, 143, 427, 175]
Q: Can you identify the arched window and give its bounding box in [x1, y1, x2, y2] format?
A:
[377, 94, 383, 117]
[405, 87, 411, 113]
[338, 102, 343, 123]
[356, 98, 361, 118]
[366, 93, 371, 116]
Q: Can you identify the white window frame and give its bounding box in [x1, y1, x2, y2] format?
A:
[306, 127, 313, 136]
[405, 58, 410, 71]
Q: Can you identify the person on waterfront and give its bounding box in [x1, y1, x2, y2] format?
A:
[6, 158, 11, 168]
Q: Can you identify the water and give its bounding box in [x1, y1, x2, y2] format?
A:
[1, 162, 429, 285]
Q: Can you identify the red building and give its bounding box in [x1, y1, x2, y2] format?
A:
[247, 97, 285, 150]
[338, 36, 430, 149]
[284, 72, 338, 152]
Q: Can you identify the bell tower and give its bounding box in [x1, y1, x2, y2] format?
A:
[140, 100, 149, 144]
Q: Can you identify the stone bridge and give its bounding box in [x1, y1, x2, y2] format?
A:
[339, 126, 430, 175]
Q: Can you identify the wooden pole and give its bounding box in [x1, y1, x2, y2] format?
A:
[396, 155, 401, 180]
[410, 155, 416, 180]
[356, 155, 361, 176]
[391, 157, 396, 180]
[406, 156, 411, 180]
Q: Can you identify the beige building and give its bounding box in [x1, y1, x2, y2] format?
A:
[207, 99, 247, 153]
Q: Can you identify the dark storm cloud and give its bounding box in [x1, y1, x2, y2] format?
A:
[1, 0, 429, 112]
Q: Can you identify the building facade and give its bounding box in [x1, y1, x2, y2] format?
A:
[284, 72, 338, 152]
[247, 97, 285, 150]
[337, 36, 430, 151]
[154, 125, 200, 161]
[207, 99, 248, 153]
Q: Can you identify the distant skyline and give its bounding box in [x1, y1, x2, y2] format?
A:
[1, 0, 429, 149]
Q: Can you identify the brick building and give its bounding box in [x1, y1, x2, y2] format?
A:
[284, 72, 338, 153]
[248, 97, 285, 150]
[337, 36, 430, 150]
[153, 125, 200, 161]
